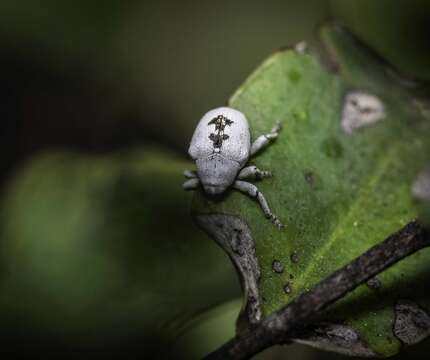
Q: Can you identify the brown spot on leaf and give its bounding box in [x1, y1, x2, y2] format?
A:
[290, 251, 299, 264]
[304, 171, 315, 186]
[293, 322, 376, 357]
[366, 277, 381, 291]
[321, 137, 343, 159]
[272, 260, 284, 274]
[394, 300, 430, 345]
[283, 282, 292, 294]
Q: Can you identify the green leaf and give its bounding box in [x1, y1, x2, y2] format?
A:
[193, 26, 430, 357]
[0, 148, 239, 354]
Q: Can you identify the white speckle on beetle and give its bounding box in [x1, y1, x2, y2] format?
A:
[184, 107, 284, 229]
[412, 166, 430, 201]
[341, 91, 385, 134]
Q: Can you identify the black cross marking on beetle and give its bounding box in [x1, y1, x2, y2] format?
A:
[208, 115, 234, 149]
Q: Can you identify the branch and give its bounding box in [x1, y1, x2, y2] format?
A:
[203, 221, 429, 360]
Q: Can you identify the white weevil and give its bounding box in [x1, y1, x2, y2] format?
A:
[183, 107, 284, 229]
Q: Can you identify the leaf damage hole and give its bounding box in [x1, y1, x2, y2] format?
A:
[341, 91, 385, 134]
[412, 166, 430, 201]
[393, 300, 430, 345]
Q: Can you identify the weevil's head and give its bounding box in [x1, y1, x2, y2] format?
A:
[196, 154, 240, 196]
[203, 184, 225, 195]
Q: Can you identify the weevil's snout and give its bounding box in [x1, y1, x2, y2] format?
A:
[196, 156, 240, 196]
[203, 184, 226, 195]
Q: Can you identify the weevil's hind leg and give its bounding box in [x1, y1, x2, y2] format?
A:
[250, 123, 282, 157]
[184, 170, 198, 178]
[183, 178, 200, 191]
[233, 180, 284, 230]
[238, 165, 272, 180]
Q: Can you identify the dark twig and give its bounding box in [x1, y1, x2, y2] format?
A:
[203, 221, 429, 360]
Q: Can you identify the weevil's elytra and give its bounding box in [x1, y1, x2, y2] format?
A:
[184, 106, 284, 229]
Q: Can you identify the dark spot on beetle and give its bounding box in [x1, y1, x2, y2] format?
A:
[272, 260, 284, 274]
[283, 282, 292, 294]
[291, 251, 299, 264]
[321, 137, 343, 159]
[288, 69, 301, 84]
[208, 115, 233, 149]
[366, 277, 381, 290]
[289, 273, 294, 280]
[208, 115, 234, 130]
[209, 133, 227, 148]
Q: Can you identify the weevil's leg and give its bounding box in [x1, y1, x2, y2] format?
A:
[250, 123, 282, 156]
[233, 180, 284, 229]
[184, 170, 198, 178]
[238, 165, 272, 180]
[183, 178, 200, 191]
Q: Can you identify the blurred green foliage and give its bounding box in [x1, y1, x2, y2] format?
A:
[331, 0, 430, 81]
[0, 149, 239, 356]
[0, 0, 330, 150]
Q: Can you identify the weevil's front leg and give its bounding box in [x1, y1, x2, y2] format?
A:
[250, 123, 282, 156]
[183, 177, 200, 190]
[238, 165, 272, 180]
[233, 180, 284, 229]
